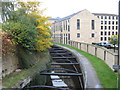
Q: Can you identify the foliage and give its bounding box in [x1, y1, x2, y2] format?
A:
[2, 31, 15, 55]
[109, 35, 118, 45]
[2, 0, 53, 51]
[17, 1, 53, 51]
[36, 16, 53, 51]
[2, 9, 38, 50]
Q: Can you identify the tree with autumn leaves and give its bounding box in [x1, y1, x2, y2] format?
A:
[2, 0, 53, 52]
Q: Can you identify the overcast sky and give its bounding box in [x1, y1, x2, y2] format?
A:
[40, 0, 119, 18]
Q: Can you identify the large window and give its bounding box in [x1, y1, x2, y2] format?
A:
[77, 33, 80, 38]
[91, 20, 95, 30]
[68, 25, 70, 32]
[77, 19, 80, 30]
[68, 34, 70, 40]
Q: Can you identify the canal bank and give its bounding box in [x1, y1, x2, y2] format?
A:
[2, 51, 51, 88]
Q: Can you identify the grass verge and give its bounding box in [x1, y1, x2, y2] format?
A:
[54, 42, 117, 88]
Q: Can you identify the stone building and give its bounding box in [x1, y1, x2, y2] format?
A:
[50, 9, 118, 44]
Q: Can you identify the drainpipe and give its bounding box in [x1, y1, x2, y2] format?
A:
[118, 0, 120, 89]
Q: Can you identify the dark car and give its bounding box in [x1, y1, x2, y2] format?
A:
[92, 43, 102, 46]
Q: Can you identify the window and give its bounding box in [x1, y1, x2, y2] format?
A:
[116, 21, 118, 25]
[112, 26, 114, 30]
[116, 16, 118, 20]
[109, 21, 111, 24]
[66, 34, 67, 44]
[64, 34, 65, 44]
[101, 37, 103, 41]
[112, 21, 114, 25]
[91, 33, 95, 37]
[104, 37, 107, 41]
[109, 26, 111, 30]
[101, 21, 103, 24]
[101, 32, 103, 35]
[109, 16, 111, 19]
[97, 16, 99, 18]
[105, 16, 107, 19]
[105, 21, 107, 24]
[77, 19, 80, 30]
[108, 37, 110, 40]
[116, 32, 118, 35]
[91, 20, 95, 30]
[112, 32, 114, 35]
[101, 26, 103, 30]
[105, 31, 107, 35]
[101, 16, 103, 19]
[68, 25, 70, 32]
[77, 33, 80, 38]
[66, 21, 67, 30]
[108, 31, 110, 35]
[68, 34, 70, 40]
[116, 26, 118, 30]
[105, 26, 107, 30]
[112, 16, 114, 20]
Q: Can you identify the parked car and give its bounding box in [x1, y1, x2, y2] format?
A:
[101, 42, 112, 49]
[92, 43, 102, 46]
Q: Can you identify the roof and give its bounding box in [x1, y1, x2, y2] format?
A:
[93, 13, 118, 16]
[49, 17, 61, 20]
[54, 9, 85, 24]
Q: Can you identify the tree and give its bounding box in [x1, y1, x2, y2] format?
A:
[1, 0, 15, 22]
[2, 0, 53, 51]
[109, 35, 118, 45]
[17, 1, 53, 51]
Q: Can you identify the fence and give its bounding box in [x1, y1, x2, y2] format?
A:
[68, 40, 118, 70]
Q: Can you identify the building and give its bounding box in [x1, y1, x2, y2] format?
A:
[51, 9, 118, 44]
[93, 13, 118, 42]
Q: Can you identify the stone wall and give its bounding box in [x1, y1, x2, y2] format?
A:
[2, 52, 19, 77]
[69, 40, 118, 70]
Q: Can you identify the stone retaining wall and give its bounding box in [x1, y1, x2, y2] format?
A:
[69, 40, 118, 70]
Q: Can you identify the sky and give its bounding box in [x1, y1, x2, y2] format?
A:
[39, 0, 119, 18]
